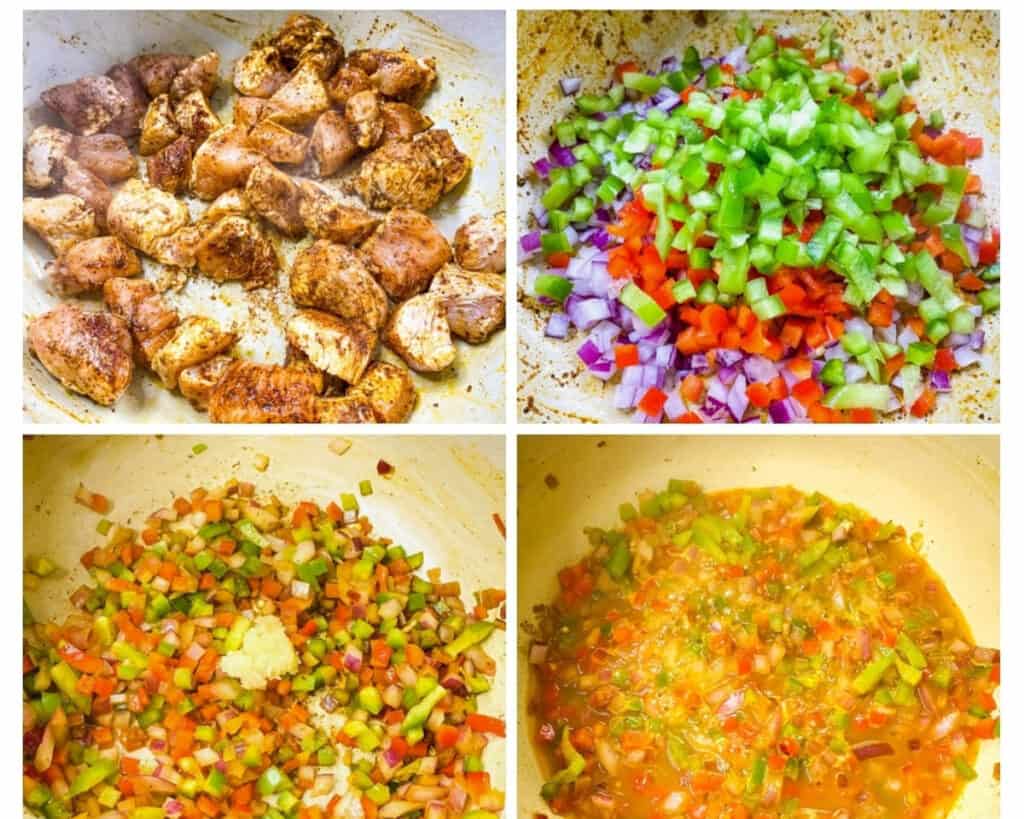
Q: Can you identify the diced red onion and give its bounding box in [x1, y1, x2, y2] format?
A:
[844, 362, 867, 383]
[343, 644, 363, 672]
[931, 369, 952, 391]
[560, 76, 582, 95]
[568, 298, 612, 331]
[954, 347, 982, 368]
[852, 741, 894, 760]
[532, 157, 552, 179]
[726, 373, 749, 422]
[614, 383, 639, 410]
[717, 690, 744, 717]
[520, 231, 541, 253]
[545, 312, 570, 339]
[548, 142, 577, 167]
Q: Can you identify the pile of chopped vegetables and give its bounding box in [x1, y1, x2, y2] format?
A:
[529, 481, 1000, 817]
[523, 18, 1000, 422]
[23, 479, 506, 819]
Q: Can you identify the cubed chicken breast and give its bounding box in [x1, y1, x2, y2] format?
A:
[417, 129, 471, 194]
[130, 53, 193, 98]
[247, 119, 309, 165]
[174, 89, 221, 147]
[347, 360, 417, 423]
[194, 215, 279, 288]
[203, 188, 254, 222]
[361, 208, 451, 300]
[24, 194, 99, 255]
[108, 179, 191, 260]
[298, 180, 379, 245]
[233, 96, 273, 130]
[147, 136, 192, 194]
[72, 133, 137, 183]
[286, 309, 377, 384]
[272, 14, 343, 77]
[325, 65, 372, 106]
[47, 236, 141, 296]
[314, 396, 377, 423]
[169, 52, 220, 102]
[190, 126, 264, 200]
[233, 46, 290, 98]
[139, 94, 181, 156]
[346, 49, 437, 105]
[453, 211, 506, 274]
[290, 240, 389, 329]
[351, 136, 443, 212]
[245, 160, 305, 237]
[383, 293, 456, 373]
[104, 62, 149, 138]
[208, 360, 320, 423]
[429, 263, 505, 343]
[345, 89, 383, 150]
[150, 315, 236, 389]
[178, 354, 234, 410]
[58, 158, 112, 228]
[24, 126, 73, 190]
[309, 110, 358, 177]
[28, 303, 133, 405]
[40, 75, 126, 136]
[380, 102, 433, 142]
[102, 277, 180, 365]
[267, 62, 330, 128]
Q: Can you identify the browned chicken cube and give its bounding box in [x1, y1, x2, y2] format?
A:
[24, 194, 99, 255]
[139, 94, 181, 156]
[150, 315, 237, 389]
[247, 120, 309, 166]
[346, 49, 437, 105]
[272, 14, 343, 77]
[104, 62, 149, 137]
[267, 62, 330, 128]
[429, 263, 505, 343]
[47, 236, 141, 296]
[286, 309, 377, 384]
[454, 211, 506, 274]
[380, 102, 433, 142]
[203, 188, 254, 222]
[179, 354, 234, 410]
[58, 158, 112, 228]
[190, 126, 264, 200]
[194, 215, 279, 288]
[325, 65, 372, 106]
[169, 52, 220, 102]
[147, 136, 193, 195]
[347, 360, 417, 423]
[290, 240, 389, 330]
[245, 160, 305, 237]
[174, 90, 221, 147]
[130, 53, 193, 98]
[72, 133, 137, 183]
[108, 179, 191, 261]
[28, 303, 133, 405]
[233, 46, 290, 98]
[41, 75, 126, 136]
[361, 208, 451, 300]
[314, 396, 377, 423]
[298, 180, 379, 245]
[345, 89, 383, 150]
[208, 360, 320, 423]
[24, 126, 74, 190]
[417, 129, 471, 194]
[383, 293, 456, 373]
[102, 277, 180, 365]
[233, 96, 273, 130]
[309, 110, 358, 177]
[351, 137, 443, 211]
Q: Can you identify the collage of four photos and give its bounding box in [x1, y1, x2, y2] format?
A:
[21, 8, 1001, 819]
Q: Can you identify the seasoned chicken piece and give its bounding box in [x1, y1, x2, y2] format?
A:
[345, 89, 383, 150]
[58, 158, 112, 228]
[47, 236, 141, 296]
[108, 179, 190, 259]
[150, 227, 202, 270]
[174, 90, 221, 147]
[104, 62, 149, 137]
[41, 75, 125, 136]
[194, 215, 279, 288]
[139, 94, 180, 156]
[203, 188, 253, 222]
[348, 360, 416, 422]
[417, 129, 471, 194]
[23, 194, 99, 255]
[351, 137, 443, 212]
[314, 396, 377, 423]
[272, 14, 343, 77]
[28, 303, 133, 405]
[233, 46, 289, 98]
[233, 96, 272, 130]
[170, 52, 220, 102]
[383, 294, 457, 373]
[102, 277, 179, 364]
[286, 310, 376, 384]
[298, 180, 379, 244]
[72, 134, 136, 183]
[245, 161, 305, 237]
[325, 65, 372, 106]
[190, 126, 263, 200]
[247, 120, 309, 165]
[267, 62, 329, 128]
[380, 102, 433, 142]
[361, 208, 451, 300]
[454, 211, 506, 274]
[429, 263, 505, 343]
[24, 126, 73, 189]
[290, 240, 389, 329]
[130, 53, 193, 98]
[147, 135, 192, 194]
[208, 360, 320, 423]
[179, 354, 234, 410]
[309, 110, 358, 177]
[346, 49, 437, 105]
[150, 315, 236, 389]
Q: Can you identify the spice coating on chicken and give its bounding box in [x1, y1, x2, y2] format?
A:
[325, 65, 372, 106]
[233, 96, 273, 130]
[190, 126, 264, 201]
[286, 309, 377, 384]
[72, 134, 137, 183]
[244, 161, 305, 237]
[290, 241, 388, 330]
[380, 102, 433, 143]
[178, 354, 234, 410]
[139, 94, 181, 156]
[104, 62, 149, 137]
[417, 129, 471, 194]
[383, 293, 457, 373]
[24, 194, 99, 255]
[347, 360, 417, 423]
[147, 136, 193, 195]
[361, 208, 451, 301]
[130, 53, 193, 98]
[40, 75, 125, 136]
[351, 137, 443, 212]
[169, 52, 220, 102]
[173, 90, 221, 148]
[314, 396, 377, 423]
[47, 236, 141, 296]
[150, 315, 237, 389]
[267, 62, 330, 128]
[102, 277, 180, 365]
[272, 14, 343, 77]
[194, 215, 279, 288]
[309, 110, 358, 178]
[58, 158, 112, 228]
[28, 303, 133, 405]
[453, 211, 506, 275]
[233, 46, 290, 99]
[346, 49, 437, 105]
[107, 179, 191, 260]
[24, 126, 74, 190]
[246, 120, 309, 165]
[208, 360, 320, 423]
[297, 181, 378, 245]
[345, 89, 383, 150]
[429, 263, 505, 343]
